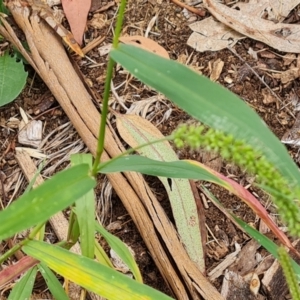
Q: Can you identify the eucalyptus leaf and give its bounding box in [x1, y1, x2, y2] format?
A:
[116, 114, 204, 271]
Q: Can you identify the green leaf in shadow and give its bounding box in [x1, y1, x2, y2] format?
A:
[99, 155, 222, 184]
[0, 52, 27, 106]
[95, 222, 143, 283]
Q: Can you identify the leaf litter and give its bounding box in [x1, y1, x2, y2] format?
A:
[188, 0, 300, 53]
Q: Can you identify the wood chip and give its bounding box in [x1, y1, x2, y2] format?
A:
[210, 58, 224, 82]
[229, 239, 260, 276]
[208, 242, 241, 281]
[221, 270, 257, 300]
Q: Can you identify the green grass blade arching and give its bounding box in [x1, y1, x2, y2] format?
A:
[109, 45, 300, 186]
[95, 222, 143, 283]
[94, 239, 115, 268]
[0, 164, 96, 240]
[8, 266, 37, 300]
[23, 240, 174, 300]
[99, 155, 223, 184]
[38, 262, 69, 300]
[234, 216, 300, 277]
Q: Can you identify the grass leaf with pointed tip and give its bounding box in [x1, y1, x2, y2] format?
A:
[100, 155, 292, 248]
[99, 155, 223, 183]
[0, 164, 95, 240]
[38, 262, 69, 300]
[109, 44, 300, 186]
[8, 266, 37, 300]
[95, 222, 142, 283]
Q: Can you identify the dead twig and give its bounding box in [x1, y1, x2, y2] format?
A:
[170, 0, 206, 17]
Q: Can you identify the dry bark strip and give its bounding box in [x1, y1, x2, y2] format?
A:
[0, 1, 223, 299]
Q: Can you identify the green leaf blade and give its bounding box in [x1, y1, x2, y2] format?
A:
[95, 223, 143, 283]
[8, 266, 37, 300]
[23, 240, 174, 300]
[0, 164, 96, 240]
[110, 45, 300, 185]
[99, 155, 223, 184]
[71, 154, 95, 259]
[38, 262, 69, 300]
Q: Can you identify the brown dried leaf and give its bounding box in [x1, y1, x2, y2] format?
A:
[187, 17, 244, 52]
[203, 0, 300, 53]
[231, 0, 300, 22]
[62, 0, 91, 45]
[119, 36, 169, 59]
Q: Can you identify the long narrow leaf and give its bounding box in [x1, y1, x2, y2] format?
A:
[8, 266, 37, 300]
[0, 256, 39, 287]
[233, 216, 300, 277]
[71, 154, 95, 258]
[0, 164, 95, 240]
[38, 262, 69, 300]
[23, 240, 174, 300]
[205, 187, 300, 277]
[95, 222, 142, 283]
[109, 45, 300, 186]
[67, 209, 80, 245]
[94, 239, 114, 268]
[99, 155, 223, 183]
[100, 155, 292, 249]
